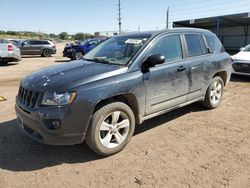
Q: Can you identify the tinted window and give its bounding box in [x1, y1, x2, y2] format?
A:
[185, 34, 207, 57]
[29, 41, 50, 45]
[149, 35, 182, 62]
[29, 41, 39, 45]
[42, 41, 50, 45]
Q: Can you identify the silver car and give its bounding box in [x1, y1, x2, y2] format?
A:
[231, 45, 250, 76]
[0, 39, 21, 65]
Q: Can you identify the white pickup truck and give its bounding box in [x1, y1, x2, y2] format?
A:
[0, 39, 21, 65]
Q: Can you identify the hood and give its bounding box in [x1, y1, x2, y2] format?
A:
[21, 60, 127, 92]
[232, 51, 250, 61]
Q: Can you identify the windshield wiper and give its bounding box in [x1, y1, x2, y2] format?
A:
[84, 57, 110, 64]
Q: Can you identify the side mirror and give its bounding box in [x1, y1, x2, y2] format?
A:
[143, 54, 165, 69]
[240, 47, 245, 51]
[22, 42, 27, 46]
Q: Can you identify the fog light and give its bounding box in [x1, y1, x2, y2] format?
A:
[52, 120, 61, 129]
[44, 119, 62, 130]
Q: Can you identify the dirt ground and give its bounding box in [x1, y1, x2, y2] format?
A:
[0, 43, 250, 188]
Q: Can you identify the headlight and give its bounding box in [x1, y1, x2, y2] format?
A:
[41, 92, 77, 106]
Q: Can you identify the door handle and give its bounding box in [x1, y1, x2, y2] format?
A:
[177, 66, 186, 72]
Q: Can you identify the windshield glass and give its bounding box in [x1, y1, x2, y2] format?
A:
[80, 39, 90, 45]
[84, 35, 151, 65]
[243, 45, 250, 52]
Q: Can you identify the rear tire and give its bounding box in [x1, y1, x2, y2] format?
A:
[85, 102, 135, 156]
[202, 76, 224, 109]
[42, 49, 52, 57]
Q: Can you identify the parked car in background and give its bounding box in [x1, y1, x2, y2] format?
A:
[16, 28, 231, 156]
[18, 40, 56, 57]
[63, 38, 106, 60]
[0, 39, 21, 65]
[231, 44, 250, 76]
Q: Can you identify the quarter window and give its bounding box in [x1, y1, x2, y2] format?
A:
[149, 35, 183, 62]
[185, 34, 207, 57]
[205, 34, 225, 53]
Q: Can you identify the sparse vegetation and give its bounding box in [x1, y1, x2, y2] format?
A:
[0, 30, 94, 41]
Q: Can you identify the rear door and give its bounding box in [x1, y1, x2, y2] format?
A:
[183, 34, 212, 101]
[144, 34, 190, 115]
[29, 41, 43, 55]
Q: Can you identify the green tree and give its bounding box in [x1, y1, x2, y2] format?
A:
[74, 32, 86, 40]
[49, 33, 56, 38]
[0, 30, 6, 35]
[58, 32, 68, 40]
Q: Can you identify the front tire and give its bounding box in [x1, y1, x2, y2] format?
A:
[85, 102, 135, 156]
[202, 76, 224, 109]
[74, 52, 83, 60]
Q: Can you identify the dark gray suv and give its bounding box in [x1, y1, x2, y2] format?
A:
[15, 28, 231, 156]
[18, 40, 56, 57]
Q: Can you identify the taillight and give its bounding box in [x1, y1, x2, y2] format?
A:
[52, 45, 56, 49]
[8, 44, 13, 51]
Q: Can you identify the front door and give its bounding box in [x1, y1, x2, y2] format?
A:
[144, 34, 190, 115]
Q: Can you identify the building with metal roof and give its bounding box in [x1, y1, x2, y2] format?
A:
[173, 12, 250, 53]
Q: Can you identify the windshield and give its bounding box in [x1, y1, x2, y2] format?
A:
[80, 39, 90, 45]
[243, 45, 250, 52]
[84, 35, 151, 65]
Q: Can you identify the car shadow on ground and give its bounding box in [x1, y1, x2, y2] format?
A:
[22, 55, 52, 58]
[230, 74, 250, 82]
[54, 60, 71, 63]
[0, 103, 207, 172]
[0, 62, 19, 67]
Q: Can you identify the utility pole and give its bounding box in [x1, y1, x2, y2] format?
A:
[118, 0, 122, 34]
[166, 6, 169, 29]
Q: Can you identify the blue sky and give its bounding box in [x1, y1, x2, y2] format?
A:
[1, 0, 250, 34]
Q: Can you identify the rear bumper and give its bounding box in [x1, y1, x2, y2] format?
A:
[0, 52, 21, 62]
[15, 104, 85, 145]
[52, 49, 57, 54]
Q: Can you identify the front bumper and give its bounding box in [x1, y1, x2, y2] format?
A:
[231, 61, 250, 76]
[63, 47, 75, 59]
[15, 104, 86, 145]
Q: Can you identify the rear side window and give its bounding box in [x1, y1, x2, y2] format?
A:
[185, 34, 207, 57]
[149, 35, 183, 62]
[205, 34, 225, 53]
[42, 41, 50, 45]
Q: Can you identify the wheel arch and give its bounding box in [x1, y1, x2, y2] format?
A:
[213, 71, 227, 86]
[93, 93, 140, 124]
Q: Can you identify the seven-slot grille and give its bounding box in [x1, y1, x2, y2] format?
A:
[17, 86, 41, 108]
[233, 62, 250, 73]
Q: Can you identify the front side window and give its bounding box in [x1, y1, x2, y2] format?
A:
[84, 35, 151, 65]
[149, 35, 183, 62]
[185, 34, 207, 57]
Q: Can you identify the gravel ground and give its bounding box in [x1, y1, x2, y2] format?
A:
[0, 43, 250, 187]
